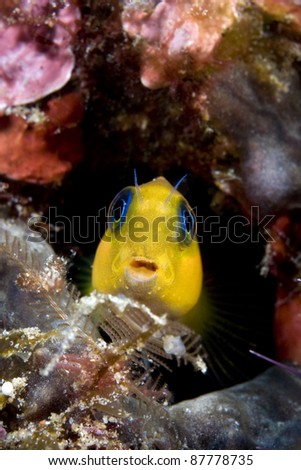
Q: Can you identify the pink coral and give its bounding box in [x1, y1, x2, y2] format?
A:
[121, 0, 240, 88]
[0, 0, 80, 110]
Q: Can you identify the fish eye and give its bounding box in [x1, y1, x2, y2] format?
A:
[108, 188, 133, 231]
[178, 200, 197, 245]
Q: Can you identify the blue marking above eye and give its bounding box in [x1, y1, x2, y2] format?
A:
[108, 188, 133, 231]
[179, 201, 196, 244]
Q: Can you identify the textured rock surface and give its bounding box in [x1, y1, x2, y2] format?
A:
[0, 218, 205, 449]
[122, 0, 240, 88]
[170, 367, 301, 449]
[206, 64, 301, 215]
[0, 93, 84, 184]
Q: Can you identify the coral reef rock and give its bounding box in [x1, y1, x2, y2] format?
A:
[0, 93, 84, 184]
[121, 0, 240, 89]
[0, 0, 80, 110]
[0, 218, 206, 449]
[170, 366, 301, 449]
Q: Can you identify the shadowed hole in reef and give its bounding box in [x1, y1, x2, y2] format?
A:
[51, 164, 276, 403]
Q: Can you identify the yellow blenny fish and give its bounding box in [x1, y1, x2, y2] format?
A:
[92, 176, 202, 317]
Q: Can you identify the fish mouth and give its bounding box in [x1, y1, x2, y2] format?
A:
[125, 257, 158, 292]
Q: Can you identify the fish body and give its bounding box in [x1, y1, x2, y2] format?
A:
[92, 177, 202, 316]
[90, 177, 274, 386]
